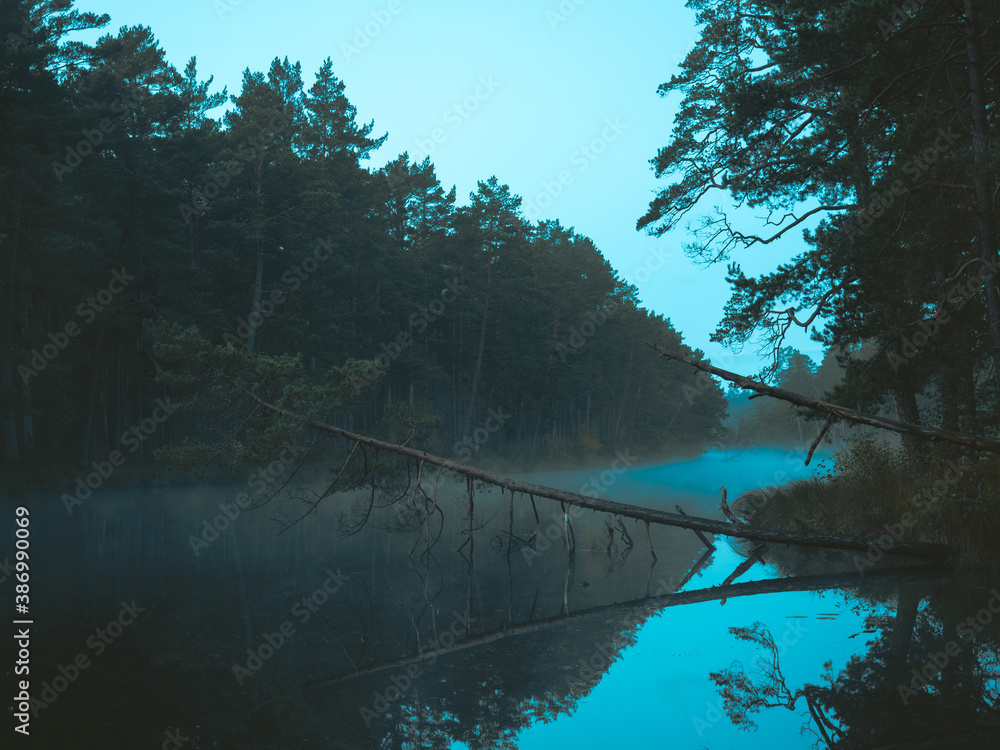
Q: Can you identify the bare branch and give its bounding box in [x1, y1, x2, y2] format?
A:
[648, 343, 1000, 454]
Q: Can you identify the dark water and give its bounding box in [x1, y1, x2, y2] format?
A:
[2, 449, 998, 748]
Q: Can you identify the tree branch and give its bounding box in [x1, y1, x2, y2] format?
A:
[648, 343, 1000, 453]
[206, 365, 949, 558]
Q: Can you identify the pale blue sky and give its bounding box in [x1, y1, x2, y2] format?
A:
[71, 0, 825, 375]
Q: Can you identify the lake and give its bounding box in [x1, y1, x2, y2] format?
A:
[2, 448, 994, 748]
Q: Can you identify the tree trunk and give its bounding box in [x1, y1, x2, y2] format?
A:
[885, 586, 922, 693]
[230, 379, 950, 559]
[464, 264, 491, 436]
[247, 150, 266, 353]
[650, 343, 1000, 454]
[80, 328, 105, 466]
[1, 211, 20, 460]
[892, 371, 921, 460]
[188, 207, 200, 270]
[615, 342, 635, 443]
[303, 564, 943, 692]
[962, 0, 1000, 390]
[247, 236, 264, 354]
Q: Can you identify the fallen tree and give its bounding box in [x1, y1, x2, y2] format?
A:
[648, 343, 1000, 455]
[309, 563, 944, 688]
[225, 562, 943, 732]
[212, 366, 949, 560]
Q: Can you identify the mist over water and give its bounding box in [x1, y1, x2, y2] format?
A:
[5, 447, 872, 749]
[522, 447, 833, 512]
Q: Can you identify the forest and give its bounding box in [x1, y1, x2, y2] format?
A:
[0, 3, 729, 474]
[3, 0, 1000, 516]
[638, 0, 1000, 453]
[5, 2, 1000, 748]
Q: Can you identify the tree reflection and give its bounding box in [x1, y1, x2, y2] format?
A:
[711, 589, 1000, 747]
[710, 621, 844, 747]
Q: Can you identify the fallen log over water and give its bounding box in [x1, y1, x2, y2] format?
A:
[215, 368, 950, 561]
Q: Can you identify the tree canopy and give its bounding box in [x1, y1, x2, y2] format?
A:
[640, 0, 1000, 444]
[0, 1, 726, 468]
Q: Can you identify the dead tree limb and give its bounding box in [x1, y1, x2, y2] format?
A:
[207, 367, 950, 559]
[675, 505, 716, 550]
[806, 414, 836, 465]
[720, 486, 740, 524]
[648, 343, 1000, 454]
[301, 563, 945, 691]
[721, 556, 760, 587]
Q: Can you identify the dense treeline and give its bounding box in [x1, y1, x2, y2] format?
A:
[0, 1, 727, 469]
[723, 347, 855, 448]
[640, 0, 1000, 449]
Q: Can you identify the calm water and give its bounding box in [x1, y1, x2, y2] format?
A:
[2, 449, 995, 748]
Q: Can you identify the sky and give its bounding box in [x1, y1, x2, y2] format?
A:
[69, 0, 825, 377]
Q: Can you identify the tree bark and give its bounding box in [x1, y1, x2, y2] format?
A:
[463, 263, 491, 437]
[247, 146, 266, 354]
[80, 328, 105, 466]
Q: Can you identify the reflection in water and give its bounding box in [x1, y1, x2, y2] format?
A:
[711, 577, 1000, 748]
[2, 475, 708, 748]
[6, 449, 993, 748]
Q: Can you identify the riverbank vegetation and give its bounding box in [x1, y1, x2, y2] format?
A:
[729, 437, 1000, 576]
[641, 0, 1000, 575]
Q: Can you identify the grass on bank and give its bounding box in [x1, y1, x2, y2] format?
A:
[729, 436, 1000, 576]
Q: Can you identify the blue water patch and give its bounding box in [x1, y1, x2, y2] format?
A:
[522, 448, 833, 516]
[458, 449, 881, 750]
